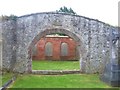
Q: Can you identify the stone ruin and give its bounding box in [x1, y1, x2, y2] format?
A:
[0, 12, 119, 86]
[100, 28, 120, 87]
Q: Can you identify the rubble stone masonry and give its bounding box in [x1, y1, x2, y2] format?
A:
[0, 12, 118, 73]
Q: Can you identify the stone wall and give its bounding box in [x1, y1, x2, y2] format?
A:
[2, 18, 17, 71]
[1, 12, 118, 73]
[32, 36, 78, 60]
[0, 19, 2, 70]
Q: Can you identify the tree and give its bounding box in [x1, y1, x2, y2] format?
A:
[56, 6, 76, 15]
[55, 6, 77, 36]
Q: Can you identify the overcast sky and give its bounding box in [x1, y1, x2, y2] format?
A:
[0, 0, 119, 26]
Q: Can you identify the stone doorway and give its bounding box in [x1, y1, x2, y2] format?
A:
[27, 29, 87, 73]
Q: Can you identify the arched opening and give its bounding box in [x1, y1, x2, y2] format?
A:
[28, 28, 86, 73]
[45, 42, 53, 56]
[32, 44, 38, 57]
[61, 42, 68, 56]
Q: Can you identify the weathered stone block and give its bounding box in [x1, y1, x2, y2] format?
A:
[100, 63, 120, 87]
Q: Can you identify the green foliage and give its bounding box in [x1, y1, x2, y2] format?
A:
[56, 6, 76, 15]
[1, 15, 17, 21]
[0, 16, 2, 20]
[49, 33, 67, 36]
[56, 33, 67, 36]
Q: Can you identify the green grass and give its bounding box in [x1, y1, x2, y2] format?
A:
[10, 74, 111, 88]
[2, 72, 13, 86]
[32, 60, 80, 70]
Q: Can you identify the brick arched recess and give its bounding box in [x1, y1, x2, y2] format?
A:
[2, 12, 118, 73]
[28, 29, 86, 73]
[32, 36, 78, 60]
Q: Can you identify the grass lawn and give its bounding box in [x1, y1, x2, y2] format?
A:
[2, 61, 119, 88]
[1, 72, 13, 86]
[10, 74, 111, 88]
[32, 60, 80, 70]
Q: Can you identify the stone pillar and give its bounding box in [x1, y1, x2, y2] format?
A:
[2, 17, 17, 72]
[0, 19, 2, 87]
[0, 42, 1, 87]
[0, 20, 2, 71]
[100, 27, 120, 87]
[0, 40, 2, 71]
[118, 27, 120, 64]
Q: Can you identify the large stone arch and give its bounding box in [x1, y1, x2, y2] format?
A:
[27, 28, 87, 73]
[1, 12, 118, 73]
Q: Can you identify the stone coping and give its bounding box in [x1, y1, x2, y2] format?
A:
[32, 70, 82, 75]
[17, 12, 110, 26]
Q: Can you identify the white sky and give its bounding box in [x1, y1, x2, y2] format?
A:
[0, 0, 119, 26]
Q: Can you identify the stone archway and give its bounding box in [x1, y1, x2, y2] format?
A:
[2, 12, 117, 74]
[27, 28, 87, 73]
